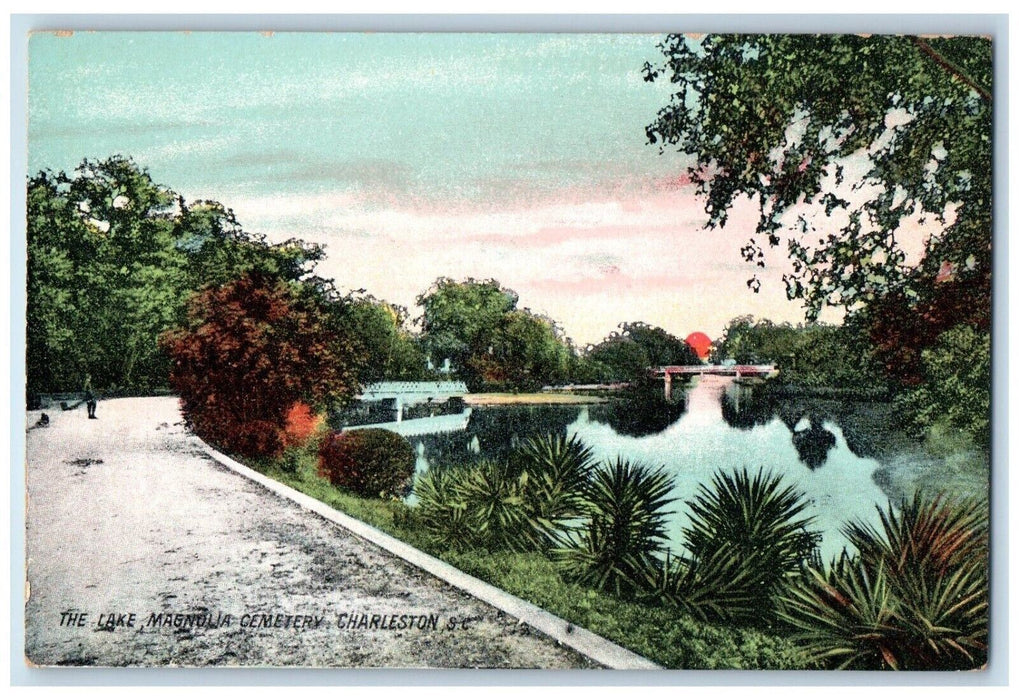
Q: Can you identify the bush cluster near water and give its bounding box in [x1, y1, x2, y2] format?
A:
[317, 428, 415, 499]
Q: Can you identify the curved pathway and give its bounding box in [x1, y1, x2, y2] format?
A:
[24, 397, 595, 668]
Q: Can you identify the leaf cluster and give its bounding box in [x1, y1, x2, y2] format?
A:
[645, 34, 991, 321]
[778, 492, 988, 669]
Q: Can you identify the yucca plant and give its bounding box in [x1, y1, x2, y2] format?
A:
[636, 549, 763, 623]
[554, 458, 675, 595]
[511, 433, 596, 550]
[414, 460, 532, 552]
[676, 468, 820, 621]
[413, 464, 477, 551]
[456, 459, 531, 551]
[778, 493, 989, 670]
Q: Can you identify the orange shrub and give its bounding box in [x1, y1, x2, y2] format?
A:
[284, 401, 324, 447]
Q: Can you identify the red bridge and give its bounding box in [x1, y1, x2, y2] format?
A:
[652, 364, 778, 397]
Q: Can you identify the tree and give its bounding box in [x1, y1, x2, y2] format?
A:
[160, 272, 362, 458]
[585, 322, 700, 381]
[27, 156, 328, 396]
[644, 35, 991, 322]
[417, 277, 518, 385]
[417, 278, 576, 390]
[27, 157, 181, 394]
[487, 310, 573, 391]
[345, 296, 427, 383]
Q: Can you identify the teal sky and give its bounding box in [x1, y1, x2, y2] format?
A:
[30, 33, 677, 202]
[28, 31, 812, 345]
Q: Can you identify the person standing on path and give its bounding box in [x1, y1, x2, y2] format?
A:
[83, 373, 97, 419]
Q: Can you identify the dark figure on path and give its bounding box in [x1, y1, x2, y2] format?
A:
[83, 374, 97, 419]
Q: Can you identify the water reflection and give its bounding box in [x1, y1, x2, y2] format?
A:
[335, 377, 951, 561]
[588, 390, 688, 438]
[791, 418, 838, 470]
[720, 382, 777, 430]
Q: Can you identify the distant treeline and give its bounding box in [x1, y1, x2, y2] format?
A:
[26, 157, 701, 400]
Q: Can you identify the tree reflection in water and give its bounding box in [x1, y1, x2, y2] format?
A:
[791, 419, 838, 470]
[588, 389, 688, 437]
[721, 383, 838, 469]
[720, 382, 778, 430]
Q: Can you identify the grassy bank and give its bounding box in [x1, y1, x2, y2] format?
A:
[251, 445, 810, 670]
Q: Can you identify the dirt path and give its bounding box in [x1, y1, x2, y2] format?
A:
[24, 397, 595, 668]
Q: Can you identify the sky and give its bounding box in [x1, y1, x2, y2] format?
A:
[29, 31, 827, 346]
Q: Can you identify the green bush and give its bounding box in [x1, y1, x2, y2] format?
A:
[510, 434, 596, 550]
[554, 458, 675, 595]
[414, 460, 530, 551]
[894, 324, 990, 446]
[317, 428, 415, 499]
[415, 434, 596, 553]
[669, 469, 820, 622]
[778, 492, 988, 670]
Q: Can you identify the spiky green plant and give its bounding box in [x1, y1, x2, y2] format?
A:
[511, 433, 596, 550]
[677, 468, 820, 621]
[632, 468, 819, 624]
[413, 464, 477, 551]
[636, 549, 762, 623]
[555, 458, 675, 595]
[414, 459, 532, 552]
[456, 459, 531, 551]
[778, 493, 989, 670]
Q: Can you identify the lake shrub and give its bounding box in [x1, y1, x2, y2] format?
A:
[317, 428, 415, 499]
[510, 434, 596, 550]
[554, 458, 675, 595]
[778, 492, 988, 670]
[415, 460, 531, 551]
[672, 468, 820, 622]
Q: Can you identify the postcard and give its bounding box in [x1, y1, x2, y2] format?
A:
[23, 30, 993, 671]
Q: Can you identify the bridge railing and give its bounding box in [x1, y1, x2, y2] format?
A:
[358, 381, 468, 398]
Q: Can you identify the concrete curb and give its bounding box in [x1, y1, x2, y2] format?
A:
[202, 445, 662, 670]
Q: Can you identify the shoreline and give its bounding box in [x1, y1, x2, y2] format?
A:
[462, 392, 608, 406]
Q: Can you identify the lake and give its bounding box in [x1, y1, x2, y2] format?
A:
[335, 375, 988, 562]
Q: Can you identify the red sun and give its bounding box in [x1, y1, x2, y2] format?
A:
[685, 332, 712, 360]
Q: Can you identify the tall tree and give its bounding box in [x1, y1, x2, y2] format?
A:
[644, 35, 991, 322]
[27, 156, 326, 395]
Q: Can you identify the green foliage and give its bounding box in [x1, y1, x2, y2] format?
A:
[712, 315, 886, 390]
[415, 434, 595, 552]
[585, 322, 701, 381]
[486, 310, 573, 391]
[414, 459, 530, 552]
[250, 447, 811, 670]
[317, 428, 416, 499]
[510, 434, 597, 549]
[345, 296, 428, 382]
[779, 493, 988, 670]
[645, 35, 991, 322]
[894, 324, 991, 446]
[659, 468, 820, 623]
[555, 458, 675, 595]
[417, 277, 575, 391]
[416, 277, 517, 385]
[27, 156, 327, 396]
[444, 550, 810, 670]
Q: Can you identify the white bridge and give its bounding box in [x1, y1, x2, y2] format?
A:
[356, 381, 468, 423]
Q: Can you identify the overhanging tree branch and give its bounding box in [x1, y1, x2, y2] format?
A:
[912, 37, 992, 101]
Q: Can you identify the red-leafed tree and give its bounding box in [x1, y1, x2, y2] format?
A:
[160, 273, 363, 458]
